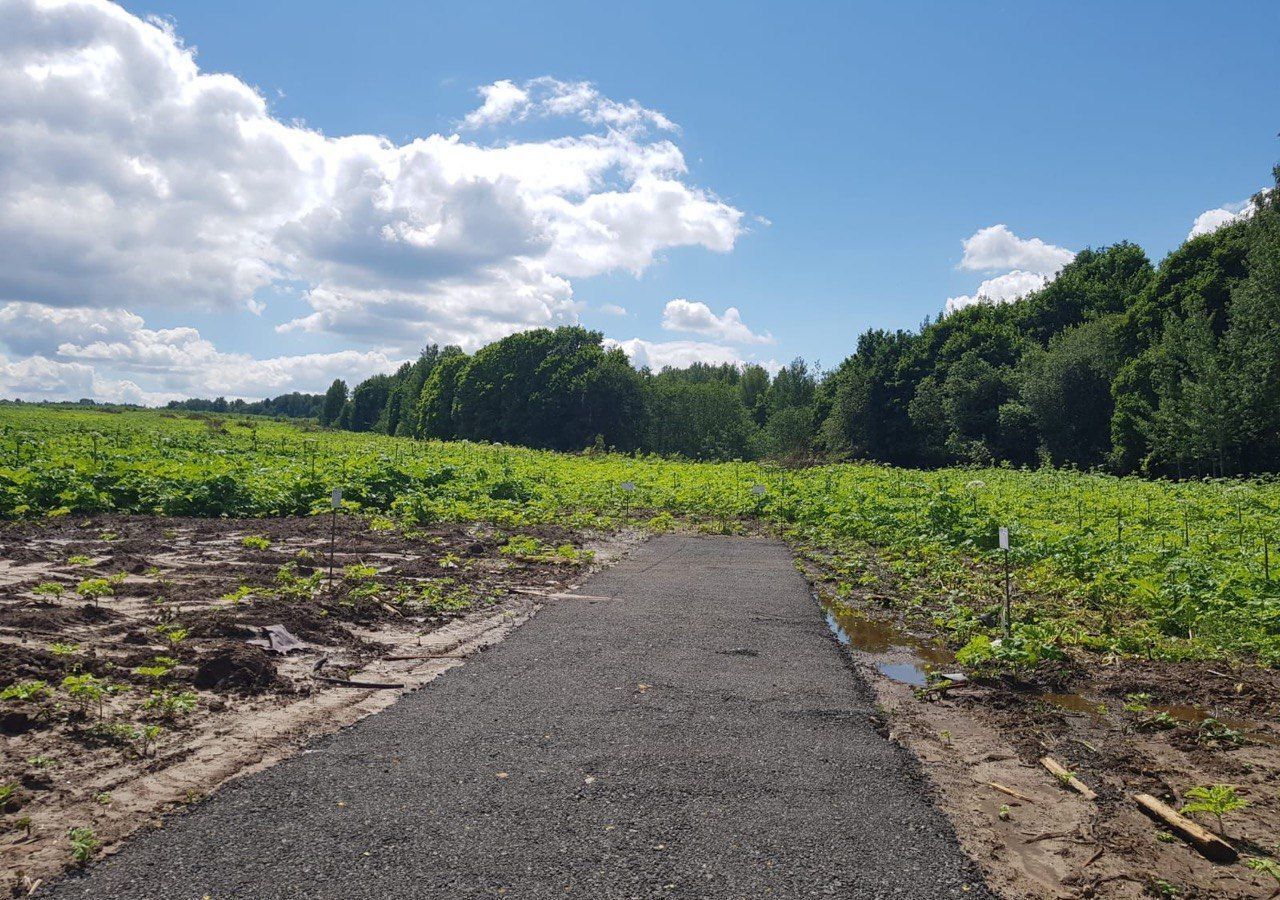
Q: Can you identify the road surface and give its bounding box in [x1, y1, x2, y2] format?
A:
[47, 534, 990, 899]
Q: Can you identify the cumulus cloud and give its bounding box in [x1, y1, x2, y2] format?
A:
[959, 225, 1074, 275]
[461, 79, 529, 129]
[1187, 199, 1255, 240]
[660, 299, 773, 344]
[598, 304, 628, 316]
[0, 303, 402, 403]
[459, 77, 677, 133]
[944, 270, 1050, 315]
[0, 0, 746, 399]
[605, 338, 745, 371]
[944, 224, 1074, 316]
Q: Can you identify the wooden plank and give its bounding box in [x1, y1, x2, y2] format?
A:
[985, 781, 1036, 803]
[1040, 756, 1098, 801]
[1133, 793, 1238, 863]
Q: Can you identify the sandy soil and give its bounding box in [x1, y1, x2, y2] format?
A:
[798, 547, 1280, 900]
[0, 515, 641, 896]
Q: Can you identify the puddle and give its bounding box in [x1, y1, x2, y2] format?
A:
[1042, 693, 1105, 717]
[819, 595, 954, 687]
[1041, 693, 1280, 746]
[1150, 703, 1280, 746]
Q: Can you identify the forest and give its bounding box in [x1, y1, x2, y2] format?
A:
[181, 163, 1280, 477]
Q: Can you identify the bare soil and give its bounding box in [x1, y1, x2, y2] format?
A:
[0, 515, 636, 896]
[799, 546, 1280, 900]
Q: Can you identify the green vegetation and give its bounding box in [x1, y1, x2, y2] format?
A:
[1180, 784, 1248, 837]
[154, 164, 1280, 480]
[4, 404, 1280, 667]
[1, 680, 50, 702]
[67, 826, 101, 865]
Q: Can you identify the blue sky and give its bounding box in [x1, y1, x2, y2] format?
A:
[1, 0, 1277, 401]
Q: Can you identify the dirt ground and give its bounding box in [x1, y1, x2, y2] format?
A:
[798, 546, 1280, 900]
[0, 514, 636, 896]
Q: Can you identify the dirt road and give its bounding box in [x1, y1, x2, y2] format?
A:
[45, 534, 990, 899]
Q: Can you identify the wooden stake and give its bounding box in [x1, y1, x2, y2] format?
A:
[1133, 793, 1237, 863]
[985, 781, 1036, 803]
[1040, 757, 1097, 801]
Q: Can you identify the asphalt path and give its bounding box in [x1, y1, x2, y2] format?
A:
[47, 534, 991, 899]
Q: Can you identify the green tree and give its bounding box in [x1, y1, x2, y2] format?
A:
[319, 379, 347, 427]
[1018, 318, 1123, 467]
[417, 348, 469, 440]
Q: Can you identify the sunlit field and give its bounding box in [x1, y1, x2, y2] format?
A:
[4, 404, 1279, 665]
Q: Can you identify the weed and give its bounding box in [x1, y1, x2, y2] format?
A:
[32, 581, 66, 601]
[67, 826, 101, 865]
[61, 673, 111, 720]
[67, 555, 93, 566]
[1180, 784, 1248, 837]
[1246, 855, 1280, 888]
[240, 534, 271, 550]
[219, 585, 255, 604]
[139, 723, 163, 756]
[143, 689, 197, 720]
[74, 577, 114, 607]
[131, 656, 175, 681]
[1, 680, 50, 702]
[48, 641, 81, 656]
[93, 792, 111, 806]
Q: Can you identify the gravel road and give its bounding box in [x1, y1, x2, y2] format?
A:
[46, 534, 991, 899]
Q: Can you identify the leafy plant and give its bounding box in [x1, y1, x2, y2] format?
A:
[48, 642, 81, 656]
[32, 581, 66, 601]
[139, 723, 163, 756]
[143, 689, 197, 720]
[240, 534, 271, 550]
[219, 585, 255, 604]
[74, 577, 114, 607]
[68, 826, 101, 865]
[1, 680, 50, 702]
[62, 673, 111, 720]
[1180, 784, 1248, 837]
[1245, 855, 1280, 889]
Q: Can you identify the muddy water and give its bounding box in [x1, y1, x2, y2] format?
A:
[1041, 692, 1280, 746]
[820, 596, 954, 687]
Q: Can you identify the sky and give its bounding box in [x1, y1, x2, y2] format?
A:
[1, 0, 1277, 403]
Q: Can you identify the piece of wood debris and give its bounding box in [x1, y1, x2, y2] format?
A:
[313, 675, 405, 690]
[1132, 793, 1238, 863]
[1040, 756, 1097, 801]
[985, 781, 1036, 803]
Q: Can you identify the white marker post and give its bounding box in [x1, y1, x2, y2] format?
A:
[620, 480, 635, 516]
[999, 526, 1011, 638]
[328, 487, 342, 589]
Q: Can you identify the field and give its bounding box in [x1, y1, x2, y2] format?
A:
[4, 405, 1280, 897]
[4, 404, 1280, 666]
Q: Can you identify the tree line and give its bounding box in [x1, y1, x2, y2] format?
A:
[166, 392, 324, 419]
[185, 163, 1280, 476]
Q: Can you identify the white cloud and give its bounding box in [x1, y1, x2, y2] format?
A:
[598, 304, 628, 316]
[0, 0, 747, 398]
[460, 77, 678, 133]
[660, 299, 773, 344]
[0, 303, 401, 403]
[605, 338, 745, 371]
[945, 270, 1050, 315]
[1187, 199, 1255, 239]
[959, 225, 1074, 275]
[461, 79, 529, 129]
